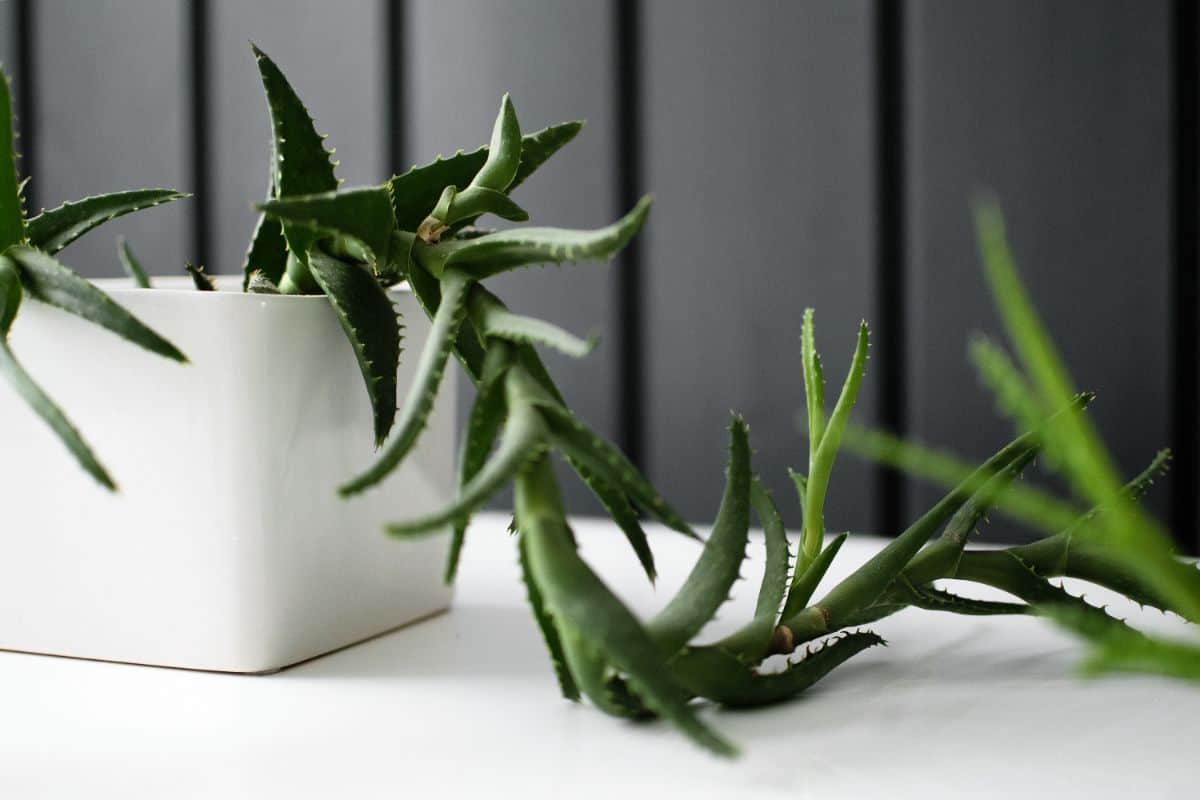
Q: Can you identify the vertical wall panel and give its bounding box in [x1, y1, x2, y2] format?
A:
[211, 0, 384, 278]
[906, 1, 1172, 538]
[409, 0, 618, 510]
[33, 1, 188, 278]
[643, 1, 877, 528]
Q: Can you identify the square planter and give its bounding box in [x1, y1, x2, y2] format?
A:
[0, 277, 455, 673]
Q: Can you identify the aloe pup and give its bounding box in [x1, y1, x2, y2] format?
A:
[0, 68, 187, 489]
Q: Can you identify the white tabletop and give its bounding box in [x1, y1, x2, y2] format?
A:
[1, 512, 1196, 799]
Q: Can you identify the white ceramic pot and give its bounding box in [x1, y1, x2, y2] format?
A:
[0, 277, 455, 673]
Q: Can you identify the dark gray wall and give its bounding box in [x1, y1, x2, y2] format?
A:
[642, 0, 877, 530]
[0, 1, 1193, 547]
[906, 0, 1172, 538]
[31, 0, 188, 279]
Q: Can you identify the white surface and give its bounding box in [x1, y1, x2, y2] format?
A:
[1, 512, 1197, 798]
[0, 278, 454, 672]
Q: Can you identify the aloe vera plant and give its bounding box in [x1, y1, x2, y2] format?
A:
[230, 46, 1199, 754]
[0, 68, 187, 489]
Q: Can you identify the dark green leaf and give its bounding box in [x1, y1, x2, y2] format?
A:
[25, 189, 187, 255]
[7, 246, 186, 362]
[308, 250, 402, 446]
[648, 416, 751, 655]
[0, 72, 24, 251]
[116, 236, 150, 288]
[340, 268, 468, 496]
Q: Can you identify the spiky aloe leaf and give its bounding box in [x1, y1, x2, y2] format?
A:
[779, 532, 848, 622]
[715, 477, 791, 661]
[252, 44, 337, 293]
[258, 185, 396, 269]
[647, 417, 751, 655]
[385, 394, 546, 536]
[470, 289, 596, 358]
[1044, 605, 1200, 683]
[891, 581, 1029, 616]
[800, 309, 823, 468]
[242, 172, 289, 289]
[536, 398, 692, 536]
[0, 256, 114, 490]
[510, 121, 583, 192]
[416, 196, 651, 280]
[6, 246, 185, 362]
[445, 343, 512, 583]
[517, 531, 580, 700]
[405, 259, 486, 382]
[841, 420, 1082, 533]
[670, 631, 885, 708]
[388, 121, 582, 232]
[801, 322, 868, 565]
[341, 268, 469, 496]
[975, 199, 1200, 624]
[0, 71, 24, 251]
[576, 461, 656, 582]
[783, 427, 1043, 641]
[559, 626, 644, 718]
[517, 456, 736, 757]
[25, 189, 187, 256]
[307, 250, 401, 446]
[116, 237, 150, 288]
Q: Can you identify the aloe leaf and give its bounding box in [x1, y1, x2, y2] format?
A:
[473, 94, 522, 191]
[307, 250, 401, 446]
[575, 461, 657, 582]
[800, 309, 823, 466]
[385, 396, 546, 536]
[1043, 605, 1200, 683]
[388, 122, 581, 232]
[0, 72, 24, 251]
[24, 189, 187, 256]
[405, 260, 485, 382]
[955, 550, 1130, 633]
[670, 631, 884, 708]
[0, 258, 114, 490]
[116, 236, 150, 288]
[252, 44, 337, 291]
[517, 532, 580, 700]
[510, 121, 583, 192]
[901, 448, 1040, 586]
[445, 344, 512, 583]
[779, 532, 848, 623]
[783, 428, 1043, 641]
[802, 322, 869, 565]
[536, 399, 692, 535]
[258, 185, 396, 269]
[841, 421, 1082, 533]
[974, 199, 1200, 623]
[242, 172, 289, 289]
[6, 246, 185, 362]
[341, 268, 468, 496]
[715, 477, 792, 661]
[647, 416, 752, 655]
[418, 196, 651, 280]
[517, 456, 736, 757]
[788, 468, 807, 518]
[472, 292, 596, 358]
[891, 581, 1029, 616]
[558, 626, 642, 718]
